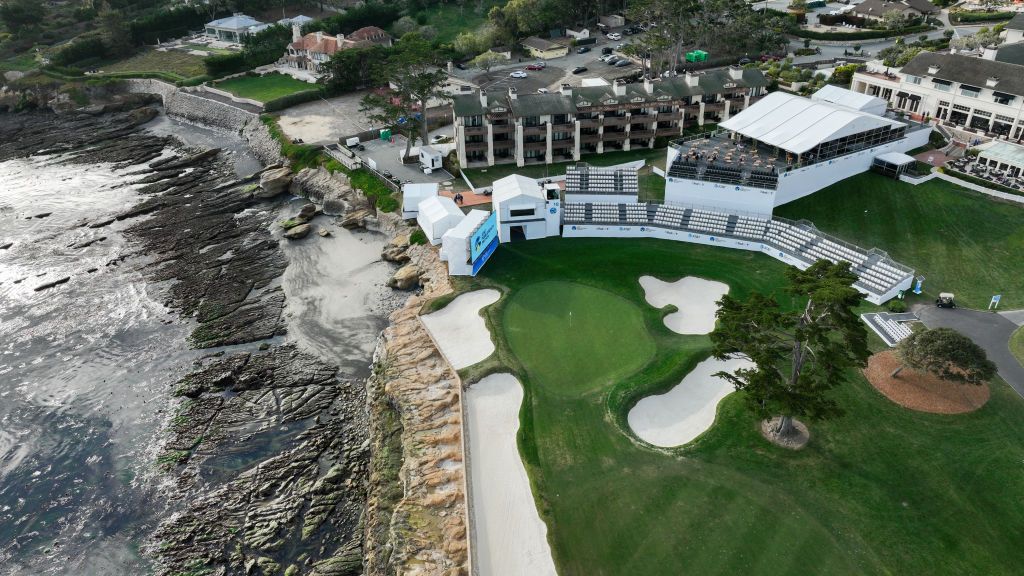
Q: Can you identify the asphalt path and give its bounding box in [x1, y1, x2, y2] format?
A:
[915, 305, 1024, 398]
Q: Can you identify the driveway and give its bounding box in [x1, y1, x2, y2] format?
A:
[915, 305, 1024, 398]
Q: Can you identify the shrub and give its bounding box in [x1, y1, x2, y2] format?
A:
[888, 299, 908, 313]
[204, 52, 247, 77]
[949, 10, 1015, 24]
[410, 228, 428, 245]
[794, 24, 933, 41]
[52, 35, 107, 67]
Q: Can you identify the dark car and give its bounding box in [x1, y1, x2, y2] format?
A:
[605, 57, 621, 65]
[577, 46, 590, 54]
[738, 57, 751, 65]
[455, 62, 467, 70]
[525, 62, 546, 70]
[614, 59, 632, 67]
[572, 66, 588, 74]
[601, 46, 613, 55]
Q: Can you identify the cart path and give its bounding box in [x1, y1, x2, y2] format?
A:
[915, 305, 1024, 398]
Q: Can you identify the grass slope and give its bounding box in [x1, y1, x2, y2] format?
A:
[465, 237, 1024, 576]
[103, 49, 206, 79]
[215, 73, 314, 103]
[1011, 327, 1024, 367]
[775, 172, 1024, 309]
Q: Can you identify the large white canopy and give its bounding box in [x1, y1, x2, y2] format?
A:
[811, 84, 888, 116]
[720, 91, 904, 155]
[492, 174, 543, 204]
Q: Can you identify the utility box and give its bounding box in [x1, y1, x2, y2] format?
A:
[685, 50, 708, 63]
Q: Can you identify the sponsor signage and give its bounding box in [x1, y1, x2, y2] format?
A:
[470, 212, 498, 263]
[471, 237, 498, 276]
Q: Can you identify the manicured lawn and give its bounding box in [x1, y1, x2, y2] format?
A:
[215, 73, 315, 103]
[1011, 327, 1024, 367]
[412, 0, 505, 45]
[463, 236, 1024, 576]
[463, 147, 668, 188]
[103, 49, 206, 80]
[775, 172, 1024, 309]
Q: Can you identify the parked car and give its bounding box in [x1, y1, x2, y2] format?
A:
[738, 57, 751, 65]
[607, 32, 622, 40]
[601, 46, 613, 55]
[509, 70, 528, 78]
[604, 57, 620, 65]
[577, 46, 590, 54]
[614, 59, 632, 67]
[526, 62, 546, 70]
[455, 62, 467, 70]
[537, 87, 549, 94]
[572, 66, 588, 74]
[429, 135, 448, 144]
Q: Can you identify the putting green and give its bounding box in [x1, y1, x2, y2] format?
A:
[504, 281, 655, 396]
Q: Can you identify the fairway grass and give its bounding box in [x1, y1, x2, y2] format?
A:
[775, 172, 1024, 309]
[214, 73, 315, 103]
[463, 236, 1024, 576]
[1011, 327, 1024, 367]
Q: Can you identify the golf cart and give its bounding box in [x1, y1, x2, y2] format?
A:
[936, 292, 956, 308]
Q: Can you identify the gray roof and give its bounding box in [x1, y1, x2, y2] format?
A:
[452, 68, 767, 118]
[995, 42, 1024, 66]
[853, 0, 916, 16]
[521, 36, 565, 51]
[902, 51, 1024, 97]
[902, 0, 937, 14]
[1007, 12, 1024, 31]
[207, 14, 264, 30]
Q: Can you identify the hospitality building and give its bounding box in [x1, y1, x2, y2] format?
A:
[451, 67, 768, 168]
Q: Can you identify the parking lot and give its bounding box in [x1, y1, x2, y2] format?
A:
[354, 136, 455, 187]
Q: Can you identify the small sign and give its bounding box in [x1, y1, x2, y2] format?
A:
[913, 276, 924, 295]
[989, 294, 1002, 310]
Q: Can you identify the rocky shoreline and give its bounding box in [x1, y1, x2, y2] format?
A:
[0, 92, 471, 575]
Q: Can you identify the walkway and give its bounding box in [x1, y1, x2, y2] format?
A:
[915, 305, 1024, 398]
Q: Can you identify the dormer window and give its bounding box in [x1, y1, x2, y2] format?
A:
[927, 65, 940, 74]
[986, 77, 999, 88]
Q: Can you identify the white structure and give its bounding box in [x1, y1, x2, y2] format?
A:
[441, 210, 491, 275]
[491, 175, 560, 242]
[974, 140, 1024, 177]
[664, 87, 931, 215]
[401, 182, 439, 219]
[278, 14, 314, 27]
[851, 52, 1024, 140]
[204, 13, 266, 42]
[564, 164, 639, 204]
[419, 146, 443, 172]
[416, 195, 464, 245]
[811, 84, 888, 117]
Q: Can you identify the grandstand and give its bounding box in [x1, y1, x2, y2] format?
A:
[561, 200, 914, 304]
[861, 312, 919, 347]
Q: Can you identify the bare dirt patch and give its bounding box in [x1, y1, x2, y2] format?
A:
[760, 417, 810, 450]
[863, 351, 990, 414]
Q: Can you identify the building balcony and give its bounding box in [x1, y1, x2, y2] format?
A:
[581, 133, 602, 143]
[491, 123, 512, 134]
[657, 111, 682, 121]
[523, 124, 547, 136]
[492, 139, 514, 149]
[656, 126, 680, 137]
[629, 129, 654, 139]
[602, 131, 628, 141]
[465, 141, 488, 151]
[464, 125, 487, 136]
[551, 122, 574, 131]
[523, 140, 547, 151]
[630, 113, 656, 123]
[578, 118, 600, 128]
[602, 115, 628, 126]
[704, 102, 725, 112]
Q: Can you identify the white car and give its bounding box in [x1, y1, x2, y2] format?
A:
[607, 32, 622, 41]
[536, 87, 549, 94]
[509, 70, 528, 78]
[429, 135, 448, 144]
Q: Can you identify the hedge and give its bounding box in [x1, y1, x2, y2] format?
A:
[793, 25, 934, 41]
[262, 88, 324, 112]
[948, 11, 1015, 24]
[939, 167, 1023, 196]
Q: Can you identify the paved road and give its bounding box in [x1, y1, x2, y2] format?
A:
[915, 305, 1024, 398]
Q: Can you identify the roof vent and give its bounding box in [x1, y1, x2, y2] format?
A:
[927, 64, 940, 75]
[986, 76, 999, 88]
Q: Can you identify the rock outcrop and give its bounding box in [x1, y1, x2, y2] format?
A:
[387, 264, 421, 290]
[284, 223, 312, 240]
[292, 167, 356, 216]
[259, 166, 293, 198]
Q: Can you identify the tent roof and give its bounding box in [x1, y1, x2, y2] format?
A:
[719, 91, 904, 155]
[975, 140, 1024, 168]
[492, 174, 543, 203]
[402, 182, 438, 210]
[811, 84, 887, 113]
[443, 209, 490, 242]
[417, 195, 463, 224]
[875, 151, 916, 165]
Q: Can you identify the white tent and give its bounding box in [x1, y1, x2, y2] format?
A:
[811, 85, 888, 117]
[441, 209, 491, 275]
[492, 174, 559, 242]
[417, 195, 464, 245]
[720, 91, 904, 155]
[402, 182, 439, 219]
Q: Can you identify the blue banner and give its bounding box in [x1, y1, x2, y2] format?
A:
[471, 212, 498, 263]
[471, 237, 499, 276]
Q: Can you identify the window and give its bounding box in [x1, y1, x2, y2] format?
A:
[906, 75, 922, 85]
[465, 115, 483, 127]
[960, 86, 980, 98]
[994, 93, 1015, 105]
[952, 104, 970, 112]
[933, 83, 950, 93]
[510, 208, 535, 217]
[523, 116, 541, 127]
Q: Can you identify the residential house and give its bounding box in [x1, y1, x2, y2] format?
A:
[451, 67, 768, 168]
[852, 0, 936, 21]
[285, 25, 393, 74]
[521, 36, 569, 60]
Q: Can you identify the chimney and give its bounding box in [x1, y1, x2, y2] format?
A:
[479, 89, 487, 108]
[509, 86, 517, 100]
[291, 23, 301, 43]
[927, 64, 941, 74]
[982, 45, 998, 61]
[316, 31, 323, 43]
[728, 65, 743, 80]
[643, 75, 655, 94]
[613, 79, 626, 96]
[560, 83, 572, 97]
[685, 70, 699, 87]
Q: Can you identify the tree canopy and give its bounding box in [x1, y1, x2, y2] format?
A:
[710, 260, 869, 438]
[896, 328, 996, 385]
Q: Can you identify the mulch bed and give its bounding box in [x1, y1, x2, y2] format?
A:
[863, 351, 989, 414]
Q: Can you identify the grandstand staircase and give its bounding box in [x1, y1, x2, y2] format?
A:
[584, 204, 593, 221]
[618, 204, 627, 222]
[724, 215, 739, 236]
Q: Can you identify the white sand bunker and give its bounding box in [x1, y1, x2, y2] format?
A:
[628, 356, 755, 447]
[466, 374, 558, 576]
[420, 289, 500, 369]
[639, 275, 729, 335]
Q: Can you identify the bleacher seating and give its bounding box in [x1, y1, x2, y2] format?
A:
[591, 202, 620, 223]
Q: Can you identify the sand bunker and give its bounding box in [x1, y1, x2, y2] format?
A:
[639, 276, 729, 335]
[466, 374, 558, 576]
[864, 351, 990, 414]
[420, 289, 500, 369]
[628, 356, 754, 447]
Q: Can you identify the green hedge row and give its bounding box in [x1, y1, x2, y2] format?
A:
[793, 25, 934, 41]
[949, 11, 1015, 24]
[262, 88, 324, 113]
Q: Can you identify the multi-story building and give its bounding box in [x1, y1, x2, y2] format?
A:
[284, 26, 392, 75]
[851, 51, 1024, 141]
[451, 67, 768, 168]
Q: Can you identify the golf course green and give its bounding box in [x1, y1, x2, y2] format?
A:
[464, 236, 1024, 576]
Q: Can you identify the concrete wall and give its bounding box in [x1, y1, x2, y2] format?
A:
[664, 178, 776, 215]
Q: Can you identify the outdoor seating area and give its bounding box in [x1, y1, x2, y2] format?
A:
[947, 141, 1024, 191]
[561, 201, 913, 299]
[668, 132, 783, 190]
